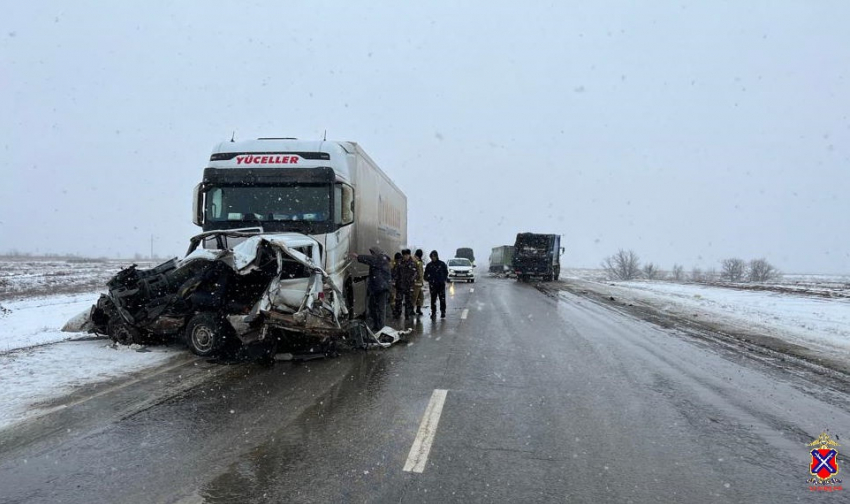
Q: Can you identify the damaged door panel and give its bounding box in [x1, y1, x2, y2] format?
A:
[64, 230, 348, 357]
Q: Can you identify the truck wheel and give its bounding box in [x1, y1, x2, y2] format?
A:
[185, 312, 227, 357]
[554, 267, 560, 281]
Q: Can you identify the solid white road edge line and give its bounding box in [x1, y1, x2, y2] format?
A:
[403, 389, 449, 473]
[461, 309, 469, 320]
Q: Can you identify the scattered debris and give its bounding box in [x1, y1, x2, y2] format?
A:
[347, 320, 412, 350]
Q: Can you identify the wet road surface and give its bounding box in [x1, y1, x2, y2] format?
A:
[1, 277, 848, 503]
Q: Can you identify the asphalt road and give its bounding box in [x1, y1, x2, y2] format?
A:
[1, 276, 848, 503]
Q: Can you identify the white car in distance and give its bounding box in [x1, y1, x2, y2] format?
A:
[447, 258, 475, 283]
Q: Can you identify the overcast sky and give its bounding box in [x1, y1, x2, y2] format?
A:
[2, 1, 849, 274]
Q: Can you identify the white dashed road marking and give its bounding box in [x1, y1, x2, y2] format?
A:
[403, 389, 449, 473]
[461, 309, 469, 320]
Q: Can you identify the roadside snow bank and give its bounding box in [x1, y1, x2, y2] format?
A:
[0, 291, 183, 430]
[563, 277, 850, 360]
[0, 341, 175, 428]
[0, 292, 102, 351]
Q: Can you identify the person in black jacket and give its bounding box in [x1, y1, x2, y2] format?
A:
[351, 247, 392, 331]
[423, 250, 449, 319]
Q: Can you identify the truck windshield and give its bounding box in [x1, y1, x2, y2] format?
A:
[205, 185, 331, 223]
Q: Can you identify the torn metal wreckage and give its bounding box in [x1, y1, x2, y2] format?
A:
[63, 230, 404, 357]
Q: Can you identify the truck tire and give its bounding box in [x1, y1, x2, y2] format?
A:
[554, 267, 560, 281]
[185, 312, 228, 357]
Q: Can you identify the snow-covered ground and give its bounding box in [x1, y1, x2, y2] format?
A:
[0, 257, 158, 301]
[0, 258, 182, 430]
[0, 292, 104, 351]
[0, 337, 177, 428]
[562, 271, 850, 363]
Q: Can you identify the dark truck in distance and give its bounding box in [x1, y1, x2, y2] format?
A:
[512, 233, 564, 282]
[489, 245, 515, 273]
[455, 247, 475, 266]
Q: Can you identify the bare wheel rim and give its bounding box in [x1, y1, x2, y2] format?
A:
[115, 327, 132, 344]
[191, 325, 214, 353]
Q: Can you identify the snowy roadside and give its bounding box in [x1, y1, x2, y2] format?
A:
[558, 274, 850, 364]
[0, 292, 104, 351]
[0, 291, 183, 430]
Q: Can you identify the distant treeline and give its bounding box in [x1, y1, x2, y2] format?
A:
[601, 249, 781, 283]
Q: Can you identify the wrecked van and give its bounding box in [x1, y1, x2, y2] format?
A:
[69, 229, 347, 356]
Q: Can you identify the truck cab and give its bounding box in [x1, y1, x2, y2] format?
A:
[192, 138, 407, 319]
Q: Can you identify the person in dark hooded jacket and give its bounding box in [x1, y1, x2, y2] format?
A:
[351, 247, 391, 331]
[423, 250, 449, 318]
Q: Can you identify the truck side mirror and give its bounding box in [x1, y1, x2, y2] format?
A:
[192, 183, 203, 226]
[560, 247, 565, 254]
[341, 185, 354, 224]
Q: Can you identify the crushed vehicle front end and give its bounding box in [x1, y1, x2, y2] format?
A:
[64, 229, 348, 356]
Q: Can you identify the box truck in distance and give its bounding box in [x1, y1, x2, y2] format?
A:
[512, 233, 563, 282]
[489, 245, 515, 273]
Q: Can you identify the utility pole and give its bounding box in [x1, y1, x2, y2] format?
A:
[150, 234, 154, 260]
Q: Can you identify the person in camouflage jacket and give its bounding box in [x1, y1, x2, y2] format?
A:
[393, 249, 418, 319]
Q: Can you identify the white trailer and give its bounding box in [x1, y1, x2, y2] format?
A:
[192, 138, 407, 320]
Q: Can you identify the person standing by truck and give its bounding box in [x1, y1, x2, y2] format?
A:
[390, 251, 402, 310]
[412, 249, 425, 316]
[393, 249, 418, 319]
[351, 247, 392, 332]
[424, 250, 449, 319]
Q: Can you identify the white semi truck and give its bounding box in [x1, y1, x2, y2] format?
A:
[192, 138, 408, 321]
[64, 138, 407, 357]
